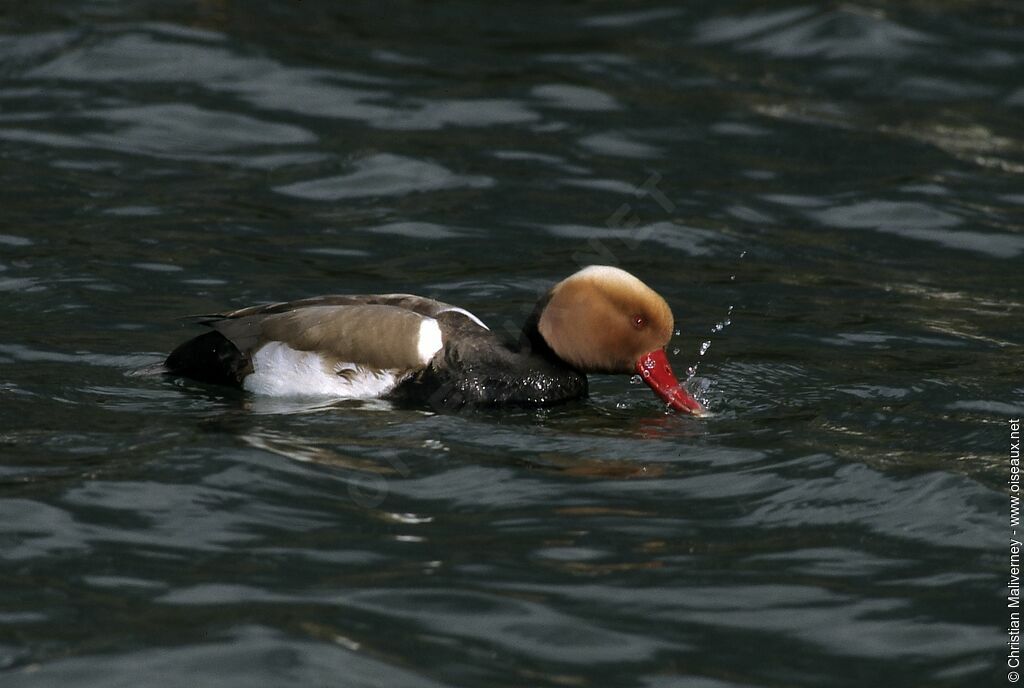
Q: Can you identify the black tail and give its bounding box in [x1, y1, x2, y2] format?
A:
[165, 331, 251, 387]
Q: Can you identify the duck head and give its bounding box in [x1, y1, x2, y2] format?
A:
[536, 266, 706, 416]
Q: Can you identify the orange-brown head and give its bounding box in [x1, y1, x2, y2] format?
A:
[536, 266, 705, 415]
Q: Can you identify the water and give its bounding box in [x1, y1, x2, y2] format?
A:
[1, 2, 1020, 685]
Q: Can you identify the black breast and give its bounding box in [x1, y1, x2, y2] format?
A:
[388, 312, 587, 411]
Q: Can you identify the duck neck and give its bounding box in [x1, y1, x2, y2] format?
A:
[515, 292, 574, 369]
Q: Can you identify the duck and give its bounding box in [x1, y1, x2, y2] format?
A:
[164, 265, 706, 415]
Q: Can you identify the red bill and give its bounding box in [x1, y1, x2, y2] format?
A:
[636, 348, 707, 416]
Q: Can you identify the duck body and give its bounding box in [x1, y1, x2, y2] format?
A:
[166, 294, 587, 409]
[165, 266, 705, 415]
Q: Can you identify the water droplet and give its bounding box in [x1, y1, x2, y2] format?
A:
[699, 340, 711, 356]
[672, 347, 680, 355]
[686, 365, 697, 377]
[729, 275, 736, 281]
[727, 305, 734, 314]
[673, 328, 681, 337]
[629, 374, 642, 385]
[710, 318, 732, 333]
[739, 250, 747, 258]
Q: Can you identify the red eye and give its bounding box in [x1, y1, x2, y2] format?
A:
[633, 314, 646, 329]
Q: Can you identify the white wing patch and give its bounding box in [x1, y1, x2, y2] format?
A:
[437, 306, 489, 330]
[417, 318, 444, 364]
[243, 341, 403, 398]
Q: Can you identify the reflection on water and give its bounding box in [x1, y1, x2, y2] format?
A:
[1, 1, 1019, 686]
[275, 153, 494, 201]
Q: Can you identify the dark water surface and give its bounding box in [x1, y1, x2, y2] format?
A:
[1, 1, 1020, 686]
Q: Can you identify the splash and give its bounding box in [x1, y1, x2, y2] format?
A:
[679, 249, 745, 412]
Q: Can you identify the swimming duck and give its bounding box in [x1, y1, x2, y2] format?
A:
[164, 265, 706, 415]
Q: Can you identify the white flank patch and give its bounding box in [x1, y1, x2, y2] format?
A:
[243, 342, 401, 398]
[437, 306, 489, 330]
[417, 318, 444, 364]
